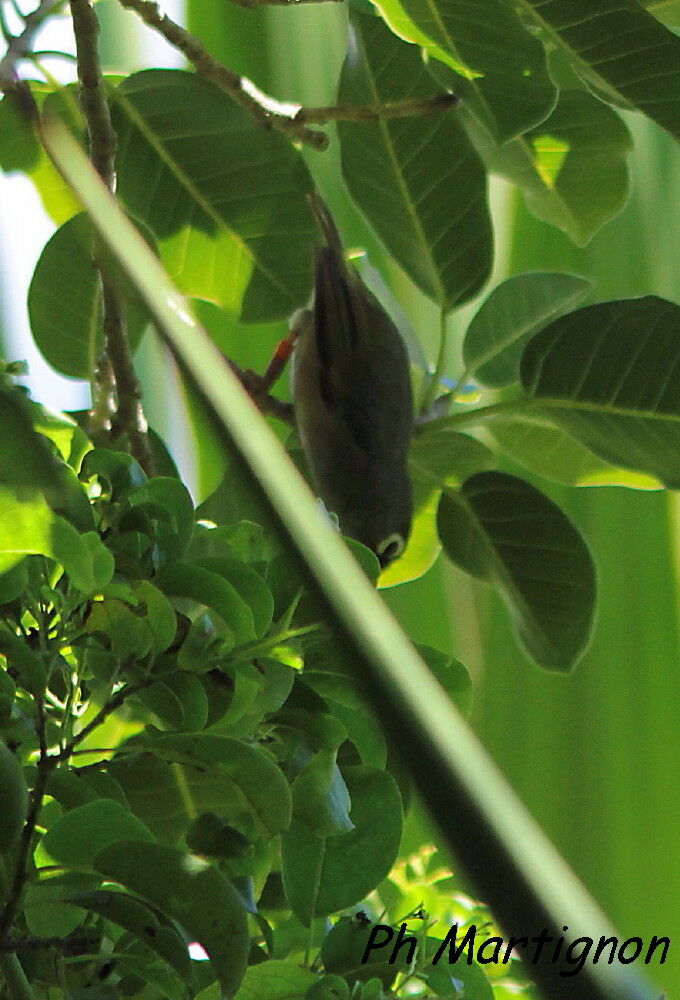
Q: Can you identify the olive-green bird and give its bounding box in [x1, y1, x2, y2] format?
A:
[291, 194, 413, 567]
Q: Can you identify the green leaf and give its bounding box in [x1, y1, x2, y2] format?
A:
[28, 213, 150, 379]
[410, 430, 495, 487]
[338, 10, 492, 309]
[30, 401, 91, 470]
[437, 471, 596, 671]
[132, 580, 178, 653]
[0, 741, 28, 850]
[320, 915, 405, 988]
[24, 872, 98, 937]
[111, 70, 315, 321]
[85, 597, 154, 659]
[42, 799, 154, 865]
[0, 624, 46, 695]
[94, 840, 248, 999]
[291, 749, 355, 837]
[462, 272, 593, 387]
[464, 89, 632, 246]
[125, 477, 195, 563]
[233, 961, 316, 1000]
[391, 0, 556, 143]
[110, 734, 291, 842]
[520, 296, 680, 488]
[516, 0, 680, 142]
[138, 671, 210, 730]
[67, 888, 191, 979]
[281, 765, 402, 924]
[0, 95, 40, 172]
[488, 416, 663, 489]
[195, 557, 273, 637]
[417, 644, 471, 717]
[156, 563, 255, 646]
[377, 479, 441, 587]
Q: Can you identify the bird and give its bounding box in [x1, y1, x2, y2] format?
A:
[290, 193, 413, 567]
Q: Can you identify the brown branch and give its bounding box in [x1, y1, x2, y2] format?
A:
[229, 360, 295, 425]
[114, 0, 328, 150]
[69, 0, 154, 474]
[296, 91, 459, 124]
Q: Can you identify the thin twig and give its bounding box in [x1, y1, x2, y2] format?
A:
[0, 0, 62, 91]
[114, 0, 328, 150]
[59, 676, 154, 759]
[296, 92, 459, 124]
[69, 0, 154, 474]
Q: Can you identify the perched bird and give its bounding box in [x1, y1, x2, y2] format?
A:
[291, 194, 413, 567]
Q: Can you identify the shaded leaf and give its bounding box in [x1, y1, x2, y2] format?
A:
[464, 89, 632, 246]
[437, 471, 596, 671]
[94, 840, 248, 999]
[393, 0, 555, 143]
[520, 296, 680, 488]
[463, 272, 593, 387]
[281, 765, 402, 924]
[233, 961, 315, 1000]
[111, 70, 315, 321]
[516, 0, 680, 142]
[42, 799, 154, 865]
[28, 213, 150, 379]
[338, 10, 492, 309]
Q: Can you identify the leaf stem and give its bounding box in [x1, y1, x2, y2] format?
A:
[420, 308, 451, 415]
[415, 396, 532, 435]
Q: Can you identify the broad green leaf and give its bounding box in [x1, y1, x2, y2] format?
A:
[410, 430, 495, 487]
[463, 89, 632, 246]
[94, 840, 248, 999]
[488, 416, 663, 489]
[338, 10, 492, 309]
[125, 477, 195, 563]
[24, 872, 98, 938]
[281, 765, 402, 924]
[85, 596, 154, 659]
[155, 562, 255, 646]
[0, 95, 40, 172]
[52, 519, 113, 593]
[0, 379, 93, 529]
[111, 70, 315, 322]
[136, 672, 210, 731]
[28, 213, 150, 379]
[390, 0, 555, 144]
[42, 799, 154, 865]
[29, 401, 91, 470]
[194, 556, 273, 637]
[0, 559, 28, 604]
[437, 471, 596, 671]
[0, 624, 46, 695]
[520, 296, 680, 488]
[516, 0, 680, 142]
[110, 734, 291, 842]
[132, 580, 178, 653]
[320, 915, 405, 988]
[417, 644, 471, 717]
[233, 961, 316, 1000]
[463, 272, 593, 387]
[67, 889, 191, 979]
[291, 748, 355, 837]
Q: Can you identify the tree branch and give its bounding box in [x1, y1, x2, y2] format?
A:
[0, 0, 63, 93]
[114, 0, 329, 150]
[296, 92, 459, 124]
[69, 0, 154, 474]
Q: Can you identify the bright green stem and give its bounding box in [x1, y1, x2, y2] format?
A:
[419, 307, 450, 415]
[415, 396, 534, 435]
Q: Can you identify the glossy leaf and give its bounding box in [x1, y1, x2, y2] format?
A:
[233, 961, 316, 1000]
[0, 95, 40, 172]
[392, 0, 555, 143]
[338, 10, 492, 309]
[291, 749, 355, 837]
[281, 765, 402, 924]
[520, 296, 680, 488]
[437, 471, 596, 671]
[111, 70, 315, 321]
[155, 562, 255, 646]
[194, 556, 273, 637]
[464, 89, 632, 246]
[462, 272, 593, 387]
[28, 213, 150, 379]
[0, 742, 28, 850]
[516, 0, 680, 142]
[94, 840, 248, 999]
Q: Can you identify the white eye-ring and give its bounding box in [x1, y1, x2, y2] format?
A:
[377, 533, 405, 566]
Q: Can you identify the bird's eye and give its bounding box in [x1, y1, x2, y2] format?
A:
[377, 533, 405, 566]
